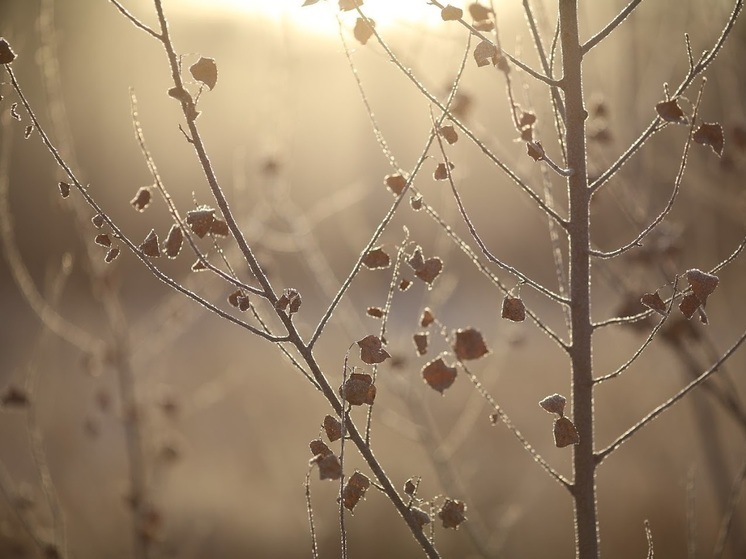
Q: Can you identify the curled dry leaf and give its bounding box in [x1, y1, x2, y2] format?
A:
[186, 207, 216, 238]
[655, 99, 686, 123]
[362, 247, 391, 269]
[640, 291, 667, 315]
[399, 278, 412, 291]
[554, 416, 579, 448]
[526, 141, 545, 161]
[312, 453, 343, 481]
[366, 306, 384, 318]
[309, 438, 333, 457]
[339, 0, 363, 11]
[408, 249, 443, 285]
[357, 334, 391, 364]
[0, 38, 17, 64]
[679, 293, 701, 320]
[163, 224, 183, 258]
[452, 327, 489, 360]
[342, 471, 371, 512]
[404, 478, 417, 495]
[209, 219, 230, 237]
[473, 39, 497, 67]
[502, 295, 526, 322]
[434, 162, 455, 181]
[190, 57, 218, 90]
[439, 125, 458, 144]
[354, 17, 375, 45]
[94, 234, 111, 247]
[104, 247, 120, 263]
[139, 229, 161, 258]
[339, 372, 376, 406]
[469, 2, 491, 21]
[420, 307, 435, 327]
[413, 333, 429, 356]
[91, 214, 105, 229]
[58, 182, 71, 199]
[539, 394, 566, 416]
[422, 357, 457, 394]
[686, 268, 719, 305]
[411, 507, 432, 528]
[693, 123, 724, 156]
[130, 186, 152, 212]
[441, 5, 463, 21]
[227, 289, 242, 307]
[438, 499, 467, 529]
[276, 288, 302, 314]
[384, 173, 407, 195]
[323, 415, 342, 442]
[1, 384, 29, 408]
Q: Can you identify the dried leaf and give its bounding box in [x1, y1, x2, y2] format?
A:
[210, 219, 230, 237]
[228, 289, 243, 307]
[94, 234, 111, 247]
[408, 249, 443, 285]
[302, 0, 321, 5]
[342, 471, 371, 512]
[404, 478, 417, 495]
[312, 453, 343, 481]
[139, 229, 161, 258]
[554, 416, 579, 448]
[276, 288, 302, 314]
[438, 499, 467, 529]
[1, 385, 29, 408]
[130, 186, 152, 212]
[473, 40, 497, 67]
[339, 372, 376, 406]
[104, 247, 120, 263]
[357, 334, 391, 364]
[640, 291, 666, 315]
[163, 224, 183, 258]
[323, 415, 342, 442]
[363, 247, 391, 269]
[693, 123, 724, 156]
[519, 112, 537, 127]
[686, 268, 719, 305]
[679, 293, 700, 319]
[413, 333, 429, 356]
[309, 438, 333, 457]
[469, 3, 491, 21]
[441, 5, 463, 21]
[502, 295, 526, 322]
[422, 357, 457, 394]
[452, 328, 489, 360]
[411, 507, 431, 528]
[0, 38, 17, 64]
[526, 141, 544, 161]
[190, 57, 218, 90]
[339, 0, 363, 11]
[434, 162, 455, 181]
[399, 278, 412, 291]
[439, 125, 458, 144]
[384, 173, 407, 195]
[655, 99, 686, 123]
[420, 308, 435, 327]
[539, 394, 566, 416]
[58, 182, 71, 199]
[366, 306, 384, 318]
[354, 17, 375, 45]
[91, 214, 105, 229]
[167, 86, 192, 104]
[186, 207, 216, 238]
[410, 194, 423, 210]
[237, 294, 251, 312]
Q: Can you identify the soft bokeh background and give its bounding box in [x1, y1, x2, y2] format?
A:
[1, 1, 745, 558]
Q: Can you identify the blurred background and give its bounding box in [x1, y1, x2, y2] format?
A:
[1, 0, 745, 557]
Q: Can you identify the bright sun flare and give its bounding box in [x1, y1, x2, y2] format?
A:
[179, 0, 463, 37]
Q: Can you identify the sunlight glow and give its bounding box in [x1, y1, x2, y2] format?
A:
[178, 0, 467, 37]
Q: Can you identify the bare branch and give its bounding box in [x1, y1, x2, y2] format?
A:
[582, 0, 645, 54]
[108, 0, 161, 39]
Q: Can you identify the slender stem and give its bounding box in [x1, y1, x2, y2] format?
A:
[559, 1, 599, 557]
[582, 0, 645, 54]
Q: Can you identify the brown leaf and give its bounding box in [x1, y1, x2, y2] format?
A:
[434, 162, 455, 181]
[163, 224, 183, 258]
[58, 182, 71, 199]
[469, 3, 491, 21]
[91, 214, 104, 229]
[104, 247, 120, 263]
[366, 306, 384, 318]
[519, 112, 537, 127]
[686, 268, 719, 305]
[553, 416, 579, 448]
[139, 229, 161, 258]
[0, 38, 17, 64]
[186, 207, 216, 238]
[342, 471, 371, 512]
[94, 234, 111, 247]
[311, 453, 343, 481]
[1, 384, 29, 408]
[526, 141, 544, 161]
[679, 293, 701, 319]
[130, 186, 152, 212]
[276, 288, 302, 314]
[210, 219, 230, 237]
[399, 278, 412, 291]
[473, 19, 495, 31]
[438, 499, 467, 529]
[693, 123, 724, 156]
[323, 415, 342, 442]
[309, 438, 333, 457]
[339, 0, 363, 11]
[655, 99, 686, 123]
[362, 247, 391, 269]
[384, 173, 408, 195]
[228, 290, 243, 308]
[408, 249, 443, 285]
[339, 372, 376, 406]
[411, 507, 431, 528]
[420, 307, 435, 327]
[441, 5, 463, 21]
[354, 17, 375, 45]
[640, 291, 666, 315]
[539, 394, 566, 416]
[452, 328, 489, 360]
[422, 357, 457, 394]
[501, 296, 526, 322]
[190, 57, 218, 90]
[410, 194, 423, 210]
[413, 333, 429, 356]
[473, 40, 497, 67]
[439, 125, 458, 145]
[357, 334, 391, 365]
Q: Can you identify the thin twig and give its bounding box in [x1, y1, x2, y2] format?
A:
[582, 0, 645, 54]
[108, 0, 161, 39]
[712, 455, 746, 559]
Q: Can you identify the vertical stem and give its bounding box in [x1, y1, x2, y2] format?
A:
[559, 1, 598, 558]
